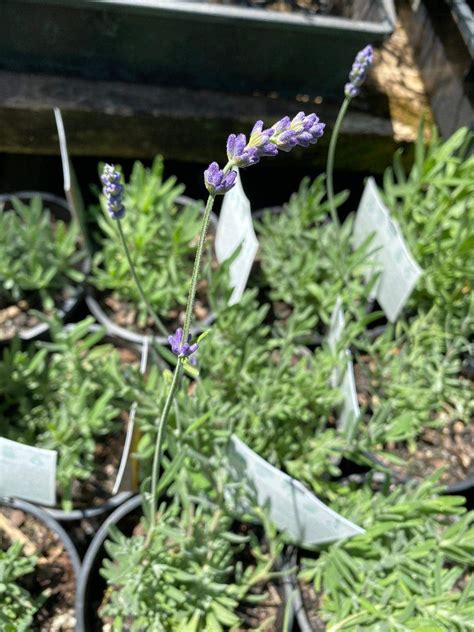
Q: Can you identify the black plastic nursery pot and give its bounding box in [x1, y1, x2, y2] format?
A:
[3, 1, 395, 99]
[0, 496, 81, 629]
[76, 494, 294, 632]
[86, 196, 218, 347]
[0, 191, 89, 345]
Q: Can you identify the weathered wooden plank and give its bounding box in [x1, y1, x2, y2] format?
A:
[0, 15, 430, 171]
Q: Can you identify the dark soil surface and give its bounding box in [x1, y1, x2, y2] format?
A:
[0, 285, 78, 342]
[101, 284, 211, 337]
[237, 580, 284, 630]
[299, 580, 326, 630]
[376, 422, 474, 487]
[0, 507, 76, 631]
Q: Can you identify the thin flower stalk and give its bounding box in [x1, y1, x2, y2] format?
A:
[326, 45, 373, 226]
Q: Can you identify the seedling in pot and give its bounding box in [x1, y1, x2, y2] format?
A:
[0, 499, 80, 631]
[298, 475, 474, 630]
[0, 317, 143, 511]
[0, 195, 86, 342]
[349, 309, 473, 489]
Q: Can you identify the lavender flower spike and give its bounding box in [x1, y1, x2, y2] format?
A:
[344, 45, 374, 99]
[204, 162, 237, 195]
[269, 112, 325, 152]
[101, 164, 125, 220]
[168, 327, 199, 359]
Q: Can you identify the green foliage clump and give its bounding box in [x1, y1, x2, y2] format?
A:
[0, 196, 84, 307]
[91, 157, 210, 327]
[0, 542, 41, 632]
[100, 499, 279, 631]
[0, 318, 138, 509]
[300, 477, 474, 630]
[256, 176, 374, 326]
[382, 125, 474, 323]
[353, 310, 473, 447]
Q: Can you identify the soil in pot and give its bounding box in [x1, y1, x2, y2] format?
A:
[98, 272, 214, 338]
[0, 193, 87, 343]
[298, 579, 326, 631]
[0, 506, 76, 630]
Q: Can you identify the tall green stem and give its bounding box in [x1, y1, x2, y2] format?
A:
[326, 96, 351, 227]
[116, 218, 168, 337]
[144, 189, 217, 537]
[182, 193, 217, 341]
[146, 360, 182, 544]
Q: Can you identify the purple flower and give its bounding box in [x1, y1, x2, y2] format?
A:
[344, 45, 374, 99]
[168, 327, 199, 359]
[226, 133, 260, 168]
[225, 112, 325, 170]
[101, 164, 125, 220]
[204, 162, 237, 195]
[269, 112, 325, 152]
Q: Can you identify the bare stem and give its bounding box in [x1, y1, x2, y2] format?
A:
[326, 96, 351, 227]
[116, 218, 168, 337]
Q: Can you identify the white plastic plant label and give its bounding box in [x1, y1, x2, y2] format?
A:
[113, 338, 149, 494]
[353, 177, 422, 322]
[0, 438, 57, 506]
[226, 435, 364, 547]
[328, 297, 345, 388]
[216, 169, 259, 306]
[337, 360, 361, 442]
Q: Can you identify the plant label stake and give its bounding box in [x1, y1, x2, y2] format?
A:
[113, 338, 149, 495]
[0, 437, 57, 506]
[225, 435, 364, 548]
[216, 169, 259, 306]
[353, 177, 422, 322]
[327, 299, 361, 440]
[338, 360, 361, 442]
[328, 296, 345, 387]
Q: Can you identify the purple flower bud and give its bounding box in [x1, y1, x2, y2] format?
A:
[269, 112, 325, 152]
[101, 164, 125, 219]
[224, 112, 325, 171]
[168, 327, 199, 359]
[204, 162, 237, 195]
[226, 133, 260, 168]
[344, 45, 374, 98]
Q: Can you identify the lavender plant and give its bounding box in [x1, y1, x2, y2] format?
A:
[0, 542, 41, 632]
[381, 124, 474, 325]
[101, 111, 325, 540]
[300, 476, 474, 630]
[256, 176, 377, 326]
[100, 495, 282, 631]
[0, 195, 85, 332]
[0, 318, 139, 510]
